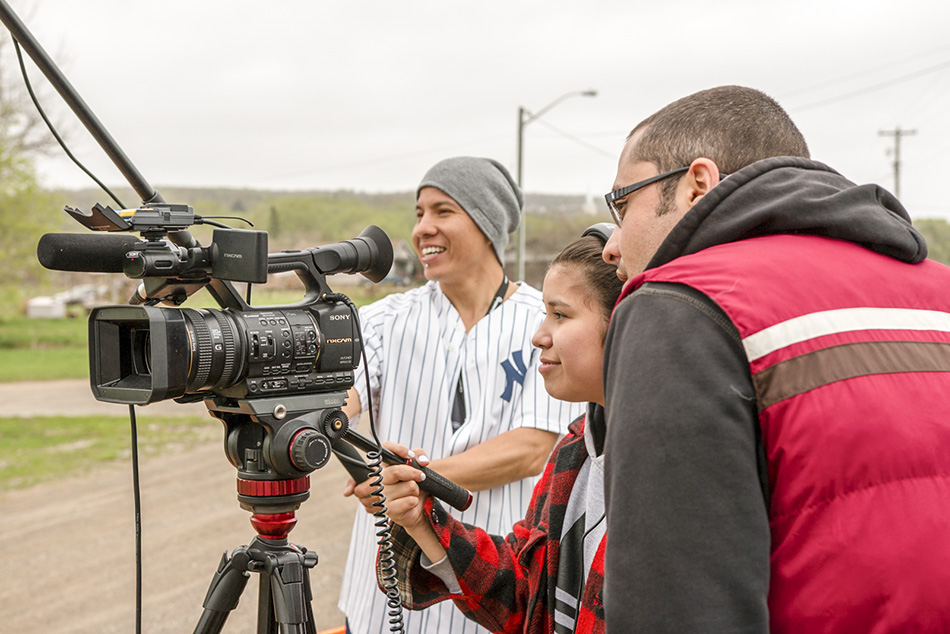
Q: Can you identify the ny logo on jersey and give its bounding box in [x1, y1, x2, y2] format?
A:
[500, 350, 528, 402]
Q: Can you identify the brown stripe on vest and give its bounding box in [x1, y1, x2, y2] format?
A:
[753, 340, 950, 410]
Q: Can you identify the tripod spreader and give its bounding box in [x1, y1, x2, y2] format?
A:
[194, 536, 318, 634]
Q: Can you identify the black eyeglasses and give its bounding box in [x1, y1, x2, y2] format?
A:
[604, 167, 689, 226]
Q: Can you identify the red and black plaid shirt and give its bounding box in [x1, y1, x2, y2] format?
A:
[380, 415, 605, 633]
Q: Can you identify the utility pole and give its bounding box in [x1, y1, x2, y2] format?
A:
[878, 126, 917, 199]
[515, 90, 597, 281]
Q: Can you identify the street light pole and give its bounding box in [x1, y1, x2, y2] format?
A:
[515, 89, 597, 281]
[517, 104, 526, 195]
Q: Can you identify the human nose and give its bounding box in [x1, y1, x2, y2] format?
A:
[413, 210, 437, 238]
[603, 226, 621, 266]
[531, 322, 551, 349]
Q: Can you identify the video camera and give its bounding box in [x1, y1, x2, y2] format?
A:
[52, 200, 392, 407]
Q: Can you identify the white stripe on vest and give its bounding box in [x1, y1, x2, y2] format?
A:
[742, 307, 950, 362]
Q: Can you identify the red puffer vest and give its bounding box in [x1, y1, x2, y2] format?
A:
[624, 234, 950, 633]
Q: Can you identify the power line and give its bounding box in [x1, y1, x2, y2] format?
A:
[259, 133, 511, 183]
[790, 60, 950, 112]
[781, 45, 950, 99]
[531, 118, 618, 160]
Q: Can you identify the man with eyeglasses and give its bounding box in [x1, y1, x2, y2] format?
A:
[599, 85, 950, 633]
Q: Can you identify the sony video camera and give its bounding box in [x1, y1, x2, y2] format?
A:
[49, 201, 393, 407]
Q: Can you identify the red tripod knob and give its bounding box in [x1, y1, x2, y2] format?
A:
[249, 512, 298, 539]
[236, 476, 310, 497]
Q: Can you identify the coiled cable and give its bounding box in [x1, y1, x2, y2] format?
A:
[327, 293, 404, 633]
[368, 446, 404, 632]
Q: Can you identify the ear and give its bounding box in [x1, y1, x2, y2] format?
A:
[682, 158, 721, 208]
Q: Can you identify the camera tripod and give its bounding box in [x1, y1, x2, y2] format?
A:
[193, 477, 320, 634]
[191, 395, 347, 634]
[191, 394, 471, 634]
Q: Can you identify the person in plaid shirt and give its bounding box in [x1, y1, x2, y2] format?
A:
[372, 230, 622, 634]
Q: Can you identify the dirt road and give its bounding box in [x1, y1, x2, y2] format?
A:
[0, 380, 358, 633]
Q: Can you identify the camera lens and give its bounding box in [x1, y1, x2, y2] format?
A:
[181, 308, 245, 393]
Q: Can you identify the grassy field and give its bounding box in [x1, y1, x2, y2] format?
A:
[0, 413, 216, 490]
[0, 315, 89, 381]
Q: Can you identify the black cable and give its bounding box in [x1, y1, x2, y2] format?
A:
[200, 215, 254, 227]
[195, 219, 232, 229]
[128, 404, 143, 634]
[12, 38, 126, 209]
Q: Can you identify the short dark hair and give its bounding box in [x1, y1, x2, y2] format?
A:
[629, 86, 809, 191]
[548, 235, 624, 323]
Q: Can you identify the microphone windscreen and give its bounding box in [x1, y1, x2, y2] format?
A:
[37, 233, 145, 273]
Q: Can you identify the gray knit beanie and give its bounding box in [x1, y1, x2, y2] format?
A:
[416, 156, 524, 265]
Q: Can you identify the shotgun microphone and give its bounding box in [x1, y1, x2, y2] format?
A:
[37, 232, 146, 273]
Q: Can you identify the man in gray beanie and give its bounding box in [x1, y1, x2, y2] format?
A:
[337, 156, 581, 634]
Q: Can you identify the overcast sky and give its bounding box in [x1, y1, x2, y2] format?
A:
[5, 0, 950, 220]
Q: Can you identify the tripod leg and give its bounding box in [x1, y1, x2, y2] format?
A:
[257, 573, 277, 634]
[304, 576, 316, 634]
[193, 547, 252, 634]
[263, 549, 320, 634]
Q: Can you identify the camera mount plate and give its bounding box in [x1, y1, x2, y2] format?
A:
[65, 202, 196, 234]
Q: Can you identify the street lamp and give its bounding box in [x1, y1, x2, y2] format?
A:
[515, 89, 597, 281]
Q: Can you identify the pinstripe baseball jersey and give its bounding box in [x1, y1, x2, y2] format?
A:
[338, 280, 582, 634]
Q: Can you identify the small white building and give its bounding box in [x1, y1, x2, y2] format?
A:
[26, 296, 67, 319]
[26, 284, 110, 319]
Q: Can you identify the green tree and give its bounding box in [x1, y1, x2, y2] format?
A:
[914, 218, 950, 266]
[0, 5, 67, 162]
[0, 11, 73, 315]
[0, 143, 62, 311]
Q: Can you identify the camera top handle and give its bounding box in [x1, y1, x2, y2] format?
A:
[0, 0, 198, 249]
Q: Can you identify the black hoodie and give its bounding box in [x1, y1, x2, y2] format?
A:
[652, 156, 926, 268]
[601, 157, 928, 633]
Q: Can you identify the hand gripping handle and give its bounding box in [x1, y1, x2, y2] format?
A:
[334, 431, 473, 511]
[406, 458, 473, 512]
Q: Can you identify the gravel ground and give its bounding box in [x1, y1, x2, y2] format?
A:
[0, 380, 358, 633]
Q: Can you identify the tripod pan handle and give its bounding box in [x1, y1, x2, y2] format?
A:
[411, 459, 473, 512]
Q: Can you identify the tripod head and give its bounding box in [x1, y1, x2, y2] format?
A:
[206, 391, 472, 539]
[205, 393, 347, 538]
